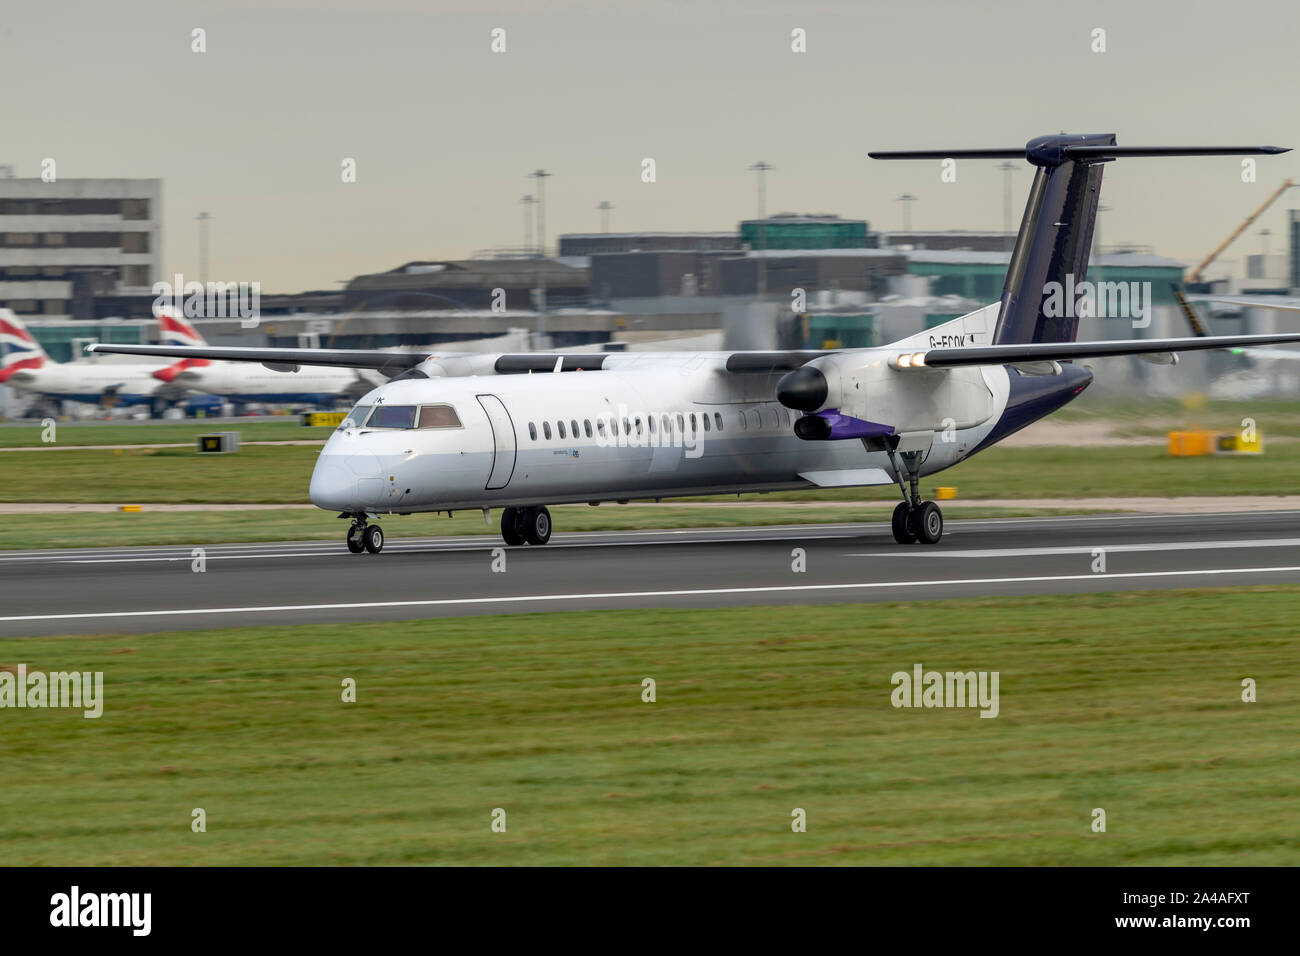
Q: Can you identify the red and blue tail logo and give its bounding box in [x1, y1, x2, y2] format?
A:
[0, 311, 47, 383]
[157, 309, 209, 348]
[155, 307, 210, 379]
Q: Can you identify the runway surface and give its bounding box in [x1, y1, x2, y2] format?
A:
[4, 510, 1300, 636]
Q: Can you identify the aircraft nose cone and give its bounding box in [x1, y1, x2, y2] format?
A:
[776, 365, 829, 411]
[310, 457, 359, 512]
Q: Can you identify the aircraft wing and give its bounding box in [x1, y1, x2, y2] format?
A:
[1205, 297, 1300, 313]
[917, 333, 1300, 368]
[86, 343, 430, 373]
[86, 343, 431, 374]
[1227, 347, 1300, 360]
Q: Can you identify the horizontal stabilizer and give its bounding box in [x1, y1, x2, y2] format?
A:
[920, 332, 1300, 368]
[870, 144, 1289, 165]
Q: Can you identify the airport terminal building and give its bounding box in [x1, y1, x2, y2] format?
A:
[0, 172, 161, 322]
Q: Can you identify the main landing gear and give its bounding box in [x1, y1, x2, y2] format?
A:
[500, 506, 552, 546]
[885, 446, 944, 546]
[345, 515, 384, 554]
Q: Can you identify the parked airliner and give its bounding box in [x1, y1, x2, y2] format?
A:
[0, 309, 191, 408]
[90, 134, 1300, 552]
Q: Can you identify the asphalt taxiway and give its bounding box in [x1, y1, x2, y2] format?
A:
[3, 510, 1300, 636]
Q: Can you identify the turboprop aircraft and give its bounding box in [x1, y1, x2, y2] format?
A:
[89, 133, 1300, 553]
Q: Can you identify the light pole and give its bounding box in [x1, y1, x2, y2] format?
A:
[748, 161, 773, 299]
[896, 193, 917, 233]
[520, 194, 536, 255]
[530, 169, 552, 341]
[195, 211, 214, 285]
[1093, 203, 1110, 282]
[597, 200, 613, 233]
[996, 161, 1017, 251]
[530, 169, 552, 256]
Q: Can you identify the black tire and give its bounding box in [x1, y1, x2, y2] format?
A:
[363, 524, 384, 554]
[501, 507, 526, 546]
[523, 506, 551, 545]
[891, 502, 918, 544]
[346, 526, 365, 553]
[916, 501, 943, 545]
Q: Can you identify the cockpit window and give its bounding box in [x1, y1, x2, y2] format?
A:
[417, 405, 461, 429]
[340, 404, 371, 429]
[368, 404, 417, 429]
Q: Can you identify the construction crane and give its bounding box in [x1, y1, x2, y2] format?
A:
[1185, 179, 1295, 283]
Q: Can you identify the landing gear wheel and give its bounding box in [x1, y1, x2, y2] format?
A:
[891, 502, 918, 544]
[346, 524, 365, 553]
[916, 501, 943, 545]
[522, 506, 551, 545]
[501, 507, 526, 546]
[363, 524, 384, 554]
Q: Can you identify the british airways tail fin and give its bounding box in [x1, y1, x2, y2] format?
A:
[0, 309, 49, 382]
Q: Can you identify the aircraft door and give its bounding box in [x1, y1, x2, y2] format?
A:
[476, 394, 517, 490]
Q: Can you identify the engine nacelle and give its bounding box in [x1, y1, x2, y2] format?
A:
[778, 351, 994, 440]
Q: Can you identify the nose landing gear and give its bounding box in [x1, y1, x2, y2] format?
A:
[500, 506, 552, 546]
[345, 515, 384, 554]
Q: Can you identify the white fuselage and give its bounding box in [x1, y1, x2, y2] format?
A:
[6, 362, 166, 406]
[171, 363, 373, 403]
[308, 353, 1014, 514]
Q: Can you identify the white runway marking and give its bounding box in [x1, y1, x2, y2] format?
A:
[3, 565, 1300, 624]
[847, 538, 1300, 558]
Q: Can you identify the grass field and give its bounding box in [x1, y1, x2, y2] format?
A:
[0, 418, 314, 448]
[1055, 395, 1300, 438]
[2, 588, 1296, 865]
[3, 441, 1299, 505]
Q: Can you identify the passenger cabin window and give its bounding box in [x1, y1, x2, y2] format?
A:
[417, 405, 461, 429]
[702, 413, 710, 432]
[738, 412, 747, 430]
[369, 405, 417, 429]
[714, 413, 723, 431]
[543, 422, 552, 439]
[557, 421, 567, 439]
[529, 423, 537, 440]
[571, 419, 579, 437]
[584, 420, 593, 438]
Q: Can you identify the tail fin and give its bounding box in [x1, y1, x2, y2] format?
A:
[0, 309, 49, 382]
[992, 134, 1110, 345]
[158, 307, 210, 347]
[870, 135, 1289, 346]
[155, 307, 211, 379]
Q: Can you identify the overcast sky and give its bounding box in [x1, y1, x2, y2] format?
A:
[8, 0, 1299, 292]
